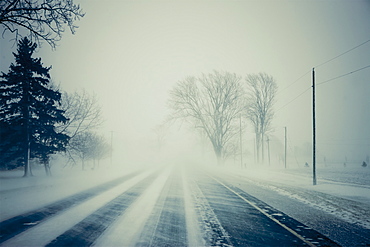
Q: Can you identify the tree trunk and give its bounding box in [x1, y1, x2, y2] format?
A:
[82, 157, 85, 170]
[23, 103, 31, 177]
[213, 145, 223, 166]
[23, 142, 31, 177]
[255, 133, 260, 164]
[261, 133, 265, 164]
[216, 154, 223, 166]
[44, 161, 52, 176]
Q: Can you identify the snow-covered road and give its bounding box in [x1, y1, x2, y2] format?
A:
[0, 165, 369, 246]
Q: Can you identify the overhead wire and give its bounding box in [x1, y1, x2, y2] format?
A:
[314, 39, 370, 68]
[279, 70, 310, 93]
[276, 87, 311, 112]
[317, 65, 370, 86]
[276, 39, 370, 111]
[275, 70, 311, 112]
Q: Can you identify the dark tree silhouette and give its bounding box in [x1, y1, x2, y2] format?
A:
[168, 71, 245, 165]
[153, 123, 168, 154]
[245, 72, 277, 164]
[0, 0, 84, 48]
[0, 121, 23, 169]
[0, 37, 69, 176]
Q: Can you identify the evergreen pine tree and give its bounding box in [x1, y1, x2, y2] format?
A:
[0, 37, 69, 176]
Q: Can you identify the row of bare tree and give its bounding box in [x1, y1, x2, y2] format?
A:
[57, 90, 109, 172]
[167, 71, 278, 165]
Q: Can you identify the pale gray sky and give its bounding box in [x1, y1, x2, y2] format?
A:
[1, 0, 369, 164]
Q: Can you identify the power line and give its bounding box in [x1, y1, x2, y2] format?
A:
[276, 71, 310, 111]
[276, 87, 311, 112]
[317, 65, 370, 86]
[279, 70, 310, 93]
[315, 39, 370, 68]
[320, 138, 370, 141]
[317, 142, 370, 146]
[275, 39, 370, 113]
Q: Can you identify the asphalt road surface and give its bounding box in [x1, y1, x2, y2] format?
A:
[0, 165, 366, 246]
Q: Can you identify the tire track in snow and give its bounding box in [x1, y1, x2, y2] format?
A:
[140, 165, 188, 247]
[93, 166, 172, 246]
[45, 171, 160, 247]
[0, 170, 141, 244]
[134, 168, 172, 246]
[182, 165, 206, 247]
[0, 169, 156, 247]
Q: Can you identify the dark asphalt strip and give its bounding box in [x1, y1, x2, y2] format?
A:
[0, 170, 141, 244]
[223, 184, 342, 247]
[45, 172, 160, 247]
[134, 174, 171, 247]
[137, 167, 187, 247]
[217, 173, 370, 247]
[195, 173, 341, 247]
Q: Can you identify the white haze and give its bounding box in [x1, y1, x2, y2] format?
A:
[0, 0, 369, 169]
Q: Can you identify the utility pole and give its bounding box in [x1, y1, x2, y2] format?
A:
[284, 127, 287, 169]
[312, 68, 317, 185]
[267, 136, 271, 166]
[240, 114, 243, 168]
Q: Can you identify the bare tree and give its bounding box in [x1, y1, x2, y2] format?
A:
[67, 131, 109, 170]
[0, 0, 84, 48]
[245, 72, 277, 164]
[168, 71, 245, 165]
[58, 90, 102, 138]
[57, 89, 103, 165]
[153, 123, 168, 154]
[67, 131, 91, 170]
[88, 133, 110, 170]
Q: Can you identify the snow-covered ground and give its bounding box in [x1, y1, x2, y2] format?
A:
[0, 164, 144, 221]
[1, 162, 369, 224]
[233, 163, 369, 199]
[221, 162, 370, 229]
[1, 162, 369, 246]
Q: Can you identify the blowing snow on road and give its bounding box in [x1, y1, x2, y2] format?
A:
[1, 164, 369, 247]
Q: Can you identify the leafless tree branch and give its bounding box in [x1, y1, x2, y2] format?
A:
[245, 72, 278, 164]
[0, 0, 84, 48]
[56, 90, 103, 166]
[168, 71, 245, 164]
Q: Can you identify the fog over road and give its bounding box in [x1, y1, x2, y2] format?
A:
[0, 165, 368, 247]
